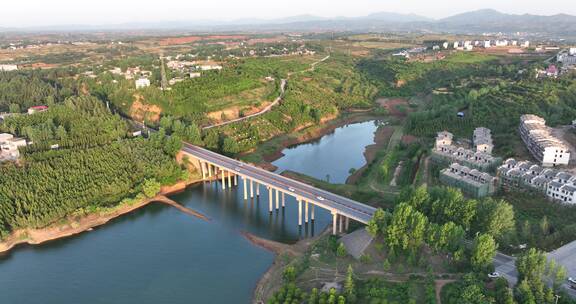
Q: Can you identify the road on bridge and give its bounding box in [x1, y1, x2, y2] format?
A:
[182, 143, 377, 224]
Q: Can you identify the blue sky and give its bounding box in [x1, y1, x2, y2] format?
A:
[3, 0, 575, 27]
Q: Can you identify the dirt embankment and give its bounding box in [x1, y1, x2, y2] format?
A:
[0, 178, 206, 254]
[250, 228, 331, 304]
[129, 95, 162, 123]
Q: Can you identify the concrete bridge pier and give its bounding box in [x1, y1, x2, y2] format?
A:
[200, 162, 207, 179]
[345, 216, 349, 231]
[275, 189, 280, 210]
[250, 180, 254, 198]
[227, 171, 232, 188]
[234, 174, 238, 186]
[339, 214, 344, 234]
[243, 177, 248, 200]
[268, 187, 273, 212]
[298, 199, 303, 226]
[332, 211, 338, 235]
[311, 204, 315, 221]
[305, 201, 309, 223]
[282, 193, 285, 208]
[220, 168, 226, 189]
[256, 183, 260, 197]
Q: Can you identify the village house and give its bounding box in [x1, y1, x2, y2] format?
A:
[519, 114, 570, 167]
[473, 127, 494, 154]
[27, 105, 48, 115]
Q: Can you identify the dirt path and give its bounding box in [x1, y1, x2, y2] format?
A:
[204, 55, 331, 130]
[435, 279, 456, 304]
[203, 79, 287, 130]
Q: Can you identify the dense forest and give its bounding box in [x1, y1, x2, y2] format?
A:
[0, 96, 184, 239]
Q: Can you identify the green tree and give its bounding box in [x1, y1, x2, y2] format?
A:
[474, 198, 515, 239]
[142, 178, 161, 198]
[336, 243, 347, 257]
[471, 233, 497, 272]
[9, 103, 20, 113]
[386, 203, 428, 253]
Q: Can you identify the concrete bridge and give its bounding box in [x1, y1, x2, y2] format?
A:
[181, 143, 377, 234]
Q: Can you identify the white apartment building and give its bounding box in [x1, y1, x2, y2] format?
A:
[498, 158, 576, 205]
[0, 134, 26, 160]
[0, 64, 18, 71]
[484, 41, 491, 48]
[519, 114, 570, 167]
[473, 127, 494, 154]
[135, 78, 151, 89]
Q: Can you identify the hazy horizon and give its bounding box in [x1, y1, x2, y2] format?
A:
[2, 0, 576, 28]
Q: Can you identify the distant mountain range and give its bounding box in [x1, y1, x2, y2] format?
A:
[2, 9, 576, 39]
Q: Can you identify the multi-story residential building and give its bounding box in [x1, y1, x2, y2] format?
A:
[432, 131, 501, 171]
[498, 158, 576, 205]
[519, 114, 570, 167]
[473, 127, 494, 154]
[440, 163, 497, 198]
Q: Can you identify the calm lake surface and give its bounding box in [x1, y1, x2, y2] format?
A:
[272, 120, 380, 184]
[0, 120, 379, 304]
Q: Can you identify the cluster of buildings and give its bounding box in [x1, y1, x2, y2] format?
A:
[109, 66, 152, 80]
[498, 158, 576, 205]
[432, 129, 501, 171]
[438, 39, 530, 52]
[433, 128, 500, 198]
[519, 114, 570, 167]
[0, 133, 26, 162]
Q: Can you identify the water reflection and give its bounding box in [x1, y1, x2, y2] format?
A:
[272, 120, 381, 183]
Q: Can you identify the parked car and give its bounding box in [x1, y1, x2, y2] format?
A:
[488, 272, 501, 279]
[288, 187, 295, 192]
[316, 196, 325, 201]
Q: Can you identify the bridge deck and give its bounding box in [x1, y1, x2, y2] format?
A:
[182, 143, 376, 224]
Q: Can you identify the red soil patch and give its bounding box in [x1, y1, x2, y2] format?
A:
[401, 134, 418, 145]
[377, 98, 410, 118]
[159, 35, 247, 46]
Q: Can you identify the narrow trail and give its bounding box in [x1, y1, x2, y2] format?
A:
[203, 55, 331, 130]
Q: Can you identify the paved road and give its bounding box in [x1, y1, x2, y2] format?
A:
[494, 252, 518, 286]
[493, 244, 576, 299]
[548, 240, 576, 298]
[182, 143, 376, 223]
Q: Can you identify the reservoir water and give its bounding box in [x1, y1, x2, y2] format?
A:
[0, 120, 379, 304]
[272, 120, 380, 183]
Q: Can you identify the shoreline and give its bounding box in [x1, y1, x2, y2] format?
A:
[0, 179, 204, 254]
